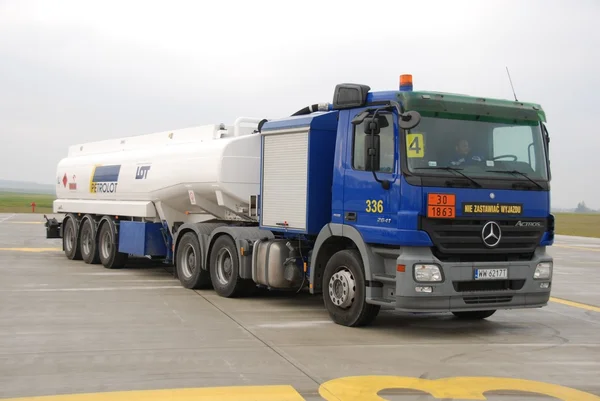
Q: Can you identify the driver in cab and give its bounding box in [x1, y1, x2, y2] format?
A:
[450, 138, 482, 166]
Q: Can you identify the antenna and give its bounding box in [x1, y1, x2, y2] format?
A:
[505, 66, 518, 101]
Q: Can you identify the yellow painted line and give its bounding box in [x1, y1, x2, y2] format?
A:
[0, 248, 61, 253]
[550, 297, 600, 313]
[7, 221, 44, 224]
[554, 244, 600, 253]
[0, 385, 305, 401]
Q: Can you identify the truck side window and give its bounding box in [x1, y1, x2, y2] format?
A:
[492, 125, 537, 173]
[352, 114, 395, 173]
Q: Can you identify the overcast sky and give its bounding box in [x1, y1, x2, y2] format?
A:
[0, 0, 598, 208]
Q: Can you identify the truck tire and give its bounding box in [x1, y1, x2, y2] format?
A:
[80, 217, 100, 264]
[209, 235, 254, 298]
[452, 310, 496, 320]
[63, 216, 82, 260]
[97, 222, 128, 269]
[176, 232, 211, 289]
[322, 249, 380, 327]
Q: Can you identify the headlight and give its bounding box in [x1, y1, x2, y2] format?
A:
[534, 262, 552, 279]
[414, 264, 442, 282]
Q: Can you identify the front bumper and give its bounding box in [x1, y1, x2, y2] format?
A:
[392, 247, 552, 313]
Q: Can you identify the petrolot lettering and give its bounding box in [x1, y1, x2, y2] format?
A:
[462, 202, 523, 215]
[90, 165, 121, 194]
[91, 182, 118, 193]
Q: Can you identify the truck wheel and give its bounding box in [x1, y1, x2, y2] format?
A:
[80, 218, 100, 264]
[97, 222, 128, 269]
[176, 232, 211, 289]
[63, 216, 82, 260]
[452, 310, 496, 320]
[209, 235, 253, 298]
[322, 249, 380, 327]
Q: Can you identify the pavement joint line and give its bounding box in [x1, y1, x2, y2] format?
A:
[193, 289, 324, 388]
[553, 244, 600, 252]
[0, 213, 16, 223]
[550, 297, 600, 313]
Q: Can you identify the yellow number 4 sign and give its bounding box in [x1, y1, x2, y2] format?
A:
[406, 133, 424, 158]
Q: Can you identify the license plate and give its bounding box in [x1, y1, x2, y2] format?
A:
[474, 268, 508, 280]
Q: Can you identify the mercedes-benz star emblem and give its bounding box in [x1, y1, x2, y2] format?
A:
[482, 221, 501, 247]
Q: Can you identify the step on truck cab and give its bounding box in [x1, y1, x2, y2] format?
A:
[47, 74, 554, 326]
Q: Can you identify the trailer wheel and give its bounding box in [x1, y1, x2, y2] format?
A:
[63, 216, 82, 260]
[322, 249, 380, 327]
[97, 222, 128, 269]
[176, 232, 211, 289]
[452, 310, 496, 320]
[209, 235, 253, 298]
[80, 218, 100, 264]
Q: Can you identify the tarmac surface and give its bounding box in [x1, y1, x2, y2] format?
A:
[0, 213, 599, 400]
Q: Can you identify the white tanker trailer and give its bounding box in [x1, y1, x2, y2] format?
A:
[46, 76, 556, 326]
[53, 117, 264, 223]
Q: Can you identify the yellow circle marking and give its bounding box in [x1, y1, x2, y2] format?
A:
[318, 375, 600, 401]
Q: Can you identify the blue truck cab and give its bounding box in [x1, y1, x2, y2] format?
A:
[257, 75, 553, 326]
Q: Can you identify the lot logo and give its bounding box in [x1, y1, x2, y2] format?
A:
[89, 165, 121, 193]
[135, 165, 151, 180]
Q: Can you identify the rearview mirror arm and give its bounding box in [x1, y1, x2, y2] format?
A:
[368, 108, 391, 190]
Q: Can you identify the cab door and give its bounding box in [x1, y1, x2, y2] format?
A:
[341, 107, 401, 244]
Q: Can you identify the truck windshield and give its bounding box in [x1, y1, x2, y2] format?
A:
[403, 116, 549, 182]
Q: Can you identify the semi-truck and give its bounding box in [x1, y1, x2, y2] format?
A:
[45, 74, 554, 327]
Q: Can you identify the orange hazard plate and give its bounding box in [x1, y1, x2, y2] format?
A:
[427, 206, 456, 219]
[427, 193, 456, 219]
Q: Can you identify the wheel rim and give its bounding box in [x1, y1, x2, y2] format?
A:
[215, 248, 233, 286]
[100, 230, 112, 260]
[328, 267, 356, 309]
[64, 221, 75, 252]
[81, 225, 92, 256]
[180, 244, 197, 279]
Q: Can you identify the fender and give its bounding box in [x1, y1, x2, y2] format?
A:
[309, 223, 385, 297]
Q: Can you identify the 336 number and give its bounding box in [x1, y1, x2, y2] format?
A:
[365, 200, 383, 213]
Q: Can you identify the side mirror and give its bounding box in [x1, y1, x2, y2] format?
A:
[364, 134, 380, 171]
[399, 110, 421, 130]
[363, 117, 380, 135]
